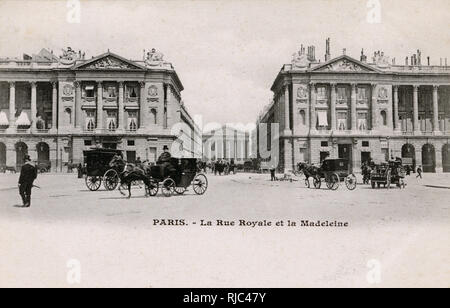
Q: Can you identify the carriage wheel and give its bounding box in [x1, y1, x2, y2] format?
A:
[305, 178, 310, 188]
[161, 178, 175, 197]
[193, 174, 208, 195]
[85, 176, 102, 191]
[174, 186, 187, 195]
[146, 179, 159, 197]
[313, 175, 321, 189]
[327, 173, 339, 190]
[345, 173, 357, 190]
[103, 169, 119, 191]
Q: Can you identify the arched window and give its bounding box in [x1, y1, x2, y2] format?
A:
[65, 108, 72, 125]
[150, 108, 157, 125]
[108, 119, 116, 131]
[86, 119, 95, 131]
[299, 110, 306, 125]
[380, 110, 387, 126]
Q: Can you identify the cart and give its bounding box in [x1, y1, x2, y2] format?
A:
[313, 159, 357, 190]
[83, 148, 123, 191]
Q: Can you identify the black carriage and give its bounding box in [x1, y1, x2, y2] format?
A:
[312, 159, 357, 190]
[83, 148, 123, 191]
[370, 160, 406, 189]
[146, 158, 208, 197]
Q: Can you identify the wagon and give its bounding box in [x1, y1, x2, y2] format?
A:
[83, 148, 123, 191]
[312, 159, 357, 190]
[370, 160, 406, 189]
[146, 158, 208, 197]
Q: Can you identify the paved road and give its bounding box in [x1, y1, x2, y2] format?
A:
[0, 172, 448, 287]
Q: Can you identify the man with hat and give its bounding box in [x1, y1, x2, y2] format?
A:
[157, 145, 175, 178]
[18, 155, 37, 208]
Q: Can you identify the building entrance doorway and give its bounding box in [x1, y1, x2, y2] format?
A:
[361, 151, 371, 165]
[422, 144, 436, 173]
[442, 144, 450, 172]
[338, 144, 352, 161]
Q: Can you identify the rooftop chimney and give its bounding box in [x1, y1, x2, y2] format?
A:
[343, 48, 346, 55]
[427, 56, 430, 66]
[325, 38, 331, 62]
[405, 56, 408, 65]
[360, 49, 367, 62]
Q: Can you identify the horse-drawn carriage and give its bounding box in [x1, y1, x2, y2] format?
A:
[299, 159, 357, 191]
[370, 160, 406, 189]
[83, 148, 123, 191]
[144, 158, 208, 197]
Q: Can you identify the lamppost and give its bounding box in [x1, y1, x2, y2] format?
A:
[60, 148, 63, 173]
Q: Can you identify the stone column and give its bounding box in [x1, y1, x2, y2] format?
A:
[9, 81, 15, 129]
[310, 82, 316, 132]
[6, 144, 16, 168]
[118, 81, 125, 131]
[139, 81, 146, 129]
[371, 83, 377, 130]
[284, 85, 291, 135]
[74, 81, 82, 130]
[351, 83, 357, 131]
[97, 81, 103, 131]
[413, 85, 420, 133]
[393, 85, 400, 131]
[51, 82, 58, 133]
[330, 83, 337, 130]
[433, 85, 440, 133]
[30, 81, 37, 132]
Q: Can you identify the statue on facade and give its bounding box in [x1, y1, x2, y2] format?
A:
[145, 48, 164, 66]
[291, 45, 310, 69]
[373, 50, 391, 68]
[59, 47, 80, 65]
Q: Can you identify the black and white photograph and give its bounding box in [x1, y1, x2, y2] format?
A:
[0, 0, 449, 291]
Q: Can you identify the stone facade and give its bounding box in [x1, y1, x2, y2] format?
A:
[258, 41, 450, 173]
[0, 48, 201, 172]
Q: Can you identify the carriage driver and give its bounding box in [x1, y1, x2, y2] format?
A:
[157, 145, 175, 178]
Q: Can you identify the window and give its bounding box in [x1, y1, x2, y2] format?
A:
[321, 141, 328, 147]
[86, 110, 96, 131]
[127, 85, 138, 98]
[362, 141, 370, 147]
[128, 118, 137, 131]
[317, 111, 328, 127]
[106, 86, 117, 98]
[320, 151, 330, 163]
[84, 85, 95, 98]
[337, 112, 347, 130]
[337, 87, 347, 100]
[126, 151, 136, 163]
[84, 140, 92, 146]
[358, 87, 368, 100]
[127, 140, 135, 146]
[381, 110, 387, 126]
[357, 112, 368, 130]
[86, 119, 95, 131]
[317, 87, 327, 99]
[107, 111, 117, 132]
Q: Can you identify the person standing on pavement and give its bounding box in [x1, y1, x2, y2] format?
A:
[416, 165, 423, 179]
[270, 165, 276, 181]
[18, 155, 37, 208]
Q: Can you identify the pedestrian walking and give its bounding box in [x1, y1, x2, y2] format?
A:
[18, 155, 37, 208]
[270, 165, 276, 181]
[416, 165, 423, 179]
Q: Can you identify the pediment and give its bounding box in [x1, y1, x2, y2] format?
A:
[74, 52, 145, 70]
[311, 55, 379, 73]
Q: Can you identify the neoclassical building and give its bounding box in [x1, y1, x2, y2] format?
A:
[258, 39, 450, 173]
[0, 48, 201, 171]
[202, 125, 252, 164]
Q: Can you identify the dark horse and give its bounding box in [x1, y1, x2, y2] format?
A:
[361, 162, 372, 185]
[297, 162, 321, 188]
[109, 156, 151, 198]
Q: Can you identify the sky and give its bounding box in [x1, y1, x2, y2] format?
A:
[0, 0, 449, 127]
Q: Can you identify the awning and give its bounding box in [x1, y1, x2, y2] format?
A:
[0, 111, 9, 126]
[317, 111, 328, 126]
[16, 111, 31, 126]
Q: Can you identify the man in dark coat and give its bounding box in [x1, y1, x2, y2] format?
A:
[157, 145, 175, 178]
[18, 155, 37, 208]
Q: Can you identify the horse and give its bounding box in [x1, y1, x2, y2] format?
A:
[361, 163, 372, 185]
[297, 162, 321, 188]
[108, 155, 151, 198]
